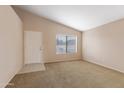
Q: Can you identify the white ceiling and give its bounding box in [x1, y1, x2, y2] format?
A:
[16, 5, 124, 31]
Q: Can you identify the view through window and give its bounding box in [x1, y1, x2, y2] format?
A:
[56, 35, 77, 54]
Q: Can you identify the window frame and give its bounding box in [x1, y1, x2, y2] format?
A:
[56, 34, 77, 54]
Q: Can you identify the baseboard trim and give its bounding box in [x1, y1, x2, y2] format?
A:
[5, 65, 23, 88]
[82, 58, 124, 74]
[45, 59, 82, 64]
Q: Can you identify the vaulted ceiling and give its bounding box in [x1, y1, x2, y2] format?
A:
[15, 5, 124, 31]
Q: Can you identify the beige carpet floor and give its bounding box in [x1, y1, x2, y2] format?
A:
[6, 61, 124, 88]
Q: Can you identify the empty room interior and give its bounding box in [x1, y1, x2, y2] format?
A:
[1, 5, 124, 88]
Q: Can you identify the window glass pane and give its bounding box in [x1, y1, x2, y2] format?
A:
[67, 36, 77, 53]
[56, 35, 66, 54]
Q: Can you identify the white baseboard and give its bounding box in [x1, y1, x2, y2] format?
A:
[83, 58, 124, 74]
[45, 59, 82, 63]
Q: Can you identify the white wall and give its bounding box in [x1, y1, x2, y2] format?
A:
[83, 19, 124, 73]
[0, 6, 23, 87]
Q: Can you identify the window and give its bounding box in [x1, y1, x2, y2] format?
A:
[56, 35, 77, 54]
[56, 35, 66, 54]
[67, 36, 77, 53]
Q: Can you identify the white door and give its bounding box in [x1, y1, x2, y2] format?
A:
[24, 31, 43, 64]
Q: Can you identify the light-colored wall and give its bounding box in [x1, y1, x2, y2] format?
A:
[83, 19, 124, 73]
[13, 7, 82, 63]
[0, 6, 23, 87]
